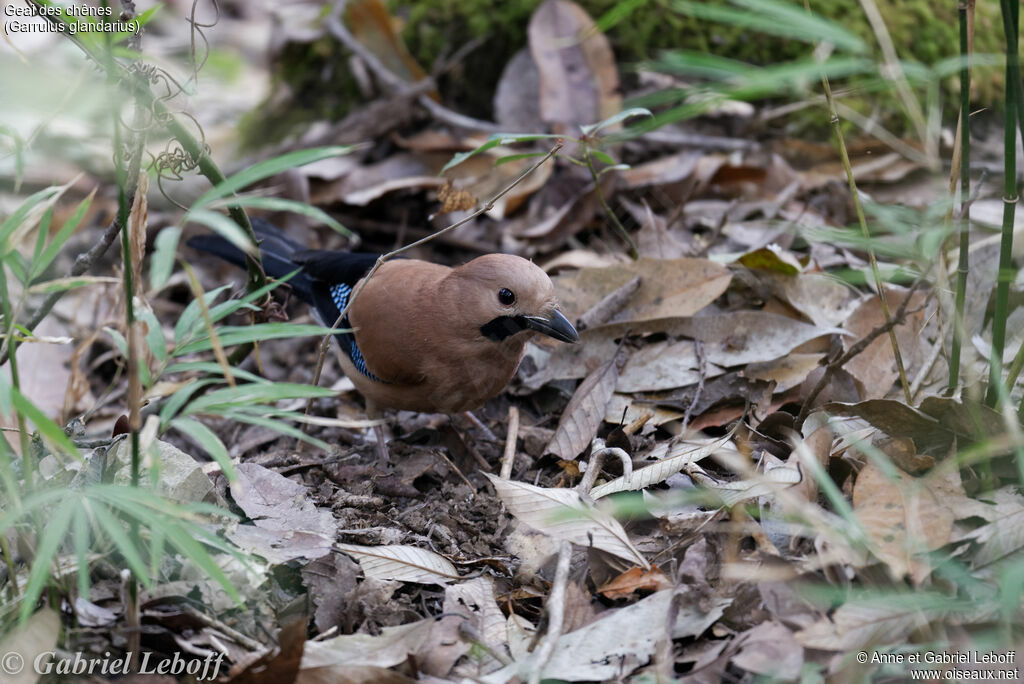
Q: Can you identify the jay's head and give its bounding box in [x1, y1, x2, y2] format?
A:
[449, 254, 579, 345]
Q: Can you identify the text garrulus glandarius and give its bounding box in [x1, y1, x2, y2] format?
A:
[188, 220, 579, 415]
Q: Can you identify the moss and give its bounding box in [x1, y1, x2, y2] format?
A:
[242, 0, 1005, 146]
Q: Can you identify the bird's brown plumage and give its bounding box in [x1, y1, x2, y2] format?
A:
[343, 254, 568, 413]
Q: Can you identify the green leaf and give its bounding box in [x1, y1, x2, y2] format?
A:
[170, 417, 237, 482]
[493, 152, 551, 167]
[11, 388, 79, 457]
[149, 226, 181, 291]
[192, 146, 356, 209]
[223, 410, 332, 452]
[174, 323, 344, 356]
[138, 308, 167, 364]
[206, 196, 351, 237]
[183, 209, 256, 256]
[89, 501, 153, 589]
[27, 276, 119, 295]
[20, 497, 77, 622]
[580, 107, 653, 136]
[173, 284, 231, 344]
[72, 507, 91, 601]
[671, 0, 865, 54]
[159, 378, 217, 429]
[184, 382, 337, 414]
[29, 192, 94, 283]
[440, 133, 563, 174]
[105, 326, 129, 358]
[588, 149, 618, 166]
[0, 184, 65, 253]
[164, 361, 266, 384]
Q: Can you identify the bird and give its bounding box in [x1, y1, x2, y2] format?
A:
[188, 219, 579, 420]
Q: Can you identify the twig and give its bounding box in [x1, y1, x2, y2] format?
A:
[324, 4, 499, 133]
[528, 541, 572, 684]
[807, 25, 913, 404]
[795, 280, 926, 429]
[577, 439, 632, 495]
[500, 405, 520, 479]
[681, 340, 706, 432]
[949, 0, 975, 393]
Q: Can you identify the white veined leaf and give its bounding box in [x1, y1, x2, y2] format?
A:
[690, 463, 803, 508]
[485, 474, 648, 568]
[591, 434, 735, 499]
[335, 543, 460, 585]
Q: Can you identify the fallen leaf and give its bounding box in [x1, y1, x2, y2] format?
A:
[230, 616, 307, 684]
[545, 347, 625, 459]
[483, 590, 729, 682]
[591, 434, 735, 499]
[842, 286, 928, 399]
[552, 257, 731, 325]
[301, 619, 433, 670]
[486, 473, 648, 567]
[528, 0, 620, 131]
[227, 463, 335, 562]
[598, 565, 673, 599]
[852, 462, 953, 584]
[335, 543, 460, 585]
[0, 608, 61, 684]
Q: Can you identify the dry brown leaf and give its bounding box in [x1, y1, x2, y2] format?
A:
[823, 397, 1005, 455]
[842, 286, 928, 399]
[740, 353, 824, 393]
[345, 0, 431, 91]
[485, 473, 648, 567]
[545, 347, 625, 459]
[732, 620, 804, 681]
[419, 576, 507, 676]
[795, 599, 932, 652]
[617, 339, 726, 393]
[0, 608, 60, 684]
[436, 180, 477, 213]
[852, 462, 953, 584]
[552, 257, 731, 325]
[227, 463, 335, 562]
[301, 619, 433, 671]
[128, 171, 148, 298]
[528, 0, 620, 130]
[494, 47, 543, 132]
[590, 434, 735, 499]
[335, 543, 460, 585]
[597, 565, 673, 599]
[486, 590, 730, 682]
[230, 616, 306, 684]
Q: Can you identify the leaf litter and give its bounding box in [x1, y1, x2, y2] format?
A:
[7, 0, 1024, 681]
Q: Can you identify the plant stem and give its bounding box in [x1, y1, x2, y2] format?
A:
[949, 1, 973, 393]
[0, 269, 33, 493]
[816, 64, 913, 404]
[988, 0, 1021, 407]
[584, 146, 639, 259]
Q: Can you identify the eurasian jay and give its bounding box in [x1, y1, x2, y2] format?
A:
[188, 220, 579, 418]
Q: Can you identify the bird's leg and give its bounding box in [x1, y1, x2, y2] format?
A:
[365, 401, 391, 462]
[372, 422, 390, 462]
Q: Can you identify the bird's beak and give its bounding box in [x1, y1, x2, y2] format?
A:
[521, 309, 579, 343]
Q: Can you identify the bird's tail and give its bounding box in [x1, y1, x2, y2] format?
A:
[187, 218, 315, 302]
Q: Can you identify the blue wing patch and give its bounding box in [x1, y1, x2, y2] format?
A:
[329, 283, 383, 382]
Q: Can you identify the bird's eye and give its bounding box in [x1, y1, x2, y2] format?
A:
[498, 288, 516, 306]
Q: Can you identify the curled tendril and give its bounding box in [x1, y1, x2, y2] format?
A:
[186, 0, 220, 87]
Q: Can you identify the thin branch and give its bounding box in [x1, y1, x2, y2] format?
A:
[529, 541, 572, 684]
[795, 280, 926, 430]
